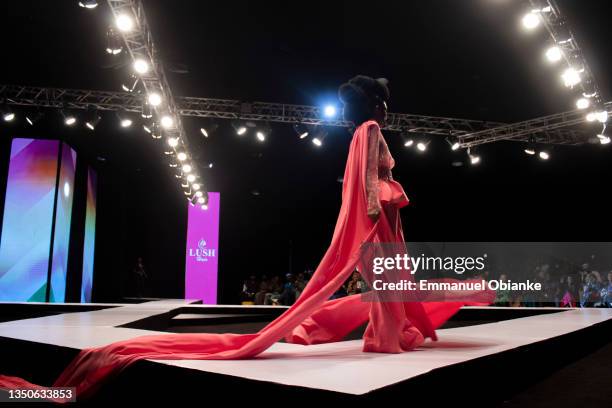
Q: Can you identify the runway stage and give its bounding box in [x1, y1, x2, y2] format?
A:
[0, 300, 611, 405]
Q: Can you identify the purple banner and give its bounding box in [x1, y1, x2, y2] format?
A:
[185, 192, 220, 304]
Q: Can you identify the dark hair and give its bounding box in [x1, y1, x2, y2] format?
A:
[338, 75, 390, 126]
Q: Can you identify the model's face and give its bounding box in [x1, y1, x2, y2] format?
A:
[374, 101, 388, 125]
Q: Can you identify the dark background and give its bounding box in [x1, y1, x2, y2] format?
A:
[0, 0, 611, 303]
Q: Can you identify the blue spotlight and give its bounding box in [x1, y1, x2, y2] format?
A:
[323, 105, 337, 118]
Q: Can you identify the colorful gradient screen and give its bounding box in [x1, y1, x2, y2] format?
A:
[0, 139, 60, 302]
[185, 192, 220, 304]
[48, 144, 76, 302]
[81, 167, 97, 303]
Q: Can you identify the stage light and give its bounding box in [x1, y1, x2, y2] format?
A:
[148, 92, 162, 106]
[182, 164, 192, 173]
[545, 46, 562, 63]
[197, 196, 206, 204]
[143, 124, 151, 134]
[323, 105, 337, 118]
[561, 67, 581, 87]
[168, 137, 179, 147]
[78, 0, 98, 9]
[187, 174, 196, 183]
[85, 114, 101, 130]
[256, 131, 266, 142]
[2, 107, 15, 122]
[177, 152, 187, 161]
[312, 137, 322, 147]
[61, 110, 77, 126]
[200, 128, 209, 138]
[586, 112, 597, 122]
[599, 136, 611, 145]
[120, 118, 132, 128]
[116, 14, 134, 32]
[539, 151, 550, 160]
[521, 12, 540, 30]
[208, 163, 213, 168]
[26, 112, 43, 126]
[160, 115, 174, 129]
[469, 154, 481, 165]
[416, 142, 428, 152]
[105, 28, 123, 55]
[121, 77, 139, 93]
[236, 126, 247, 135]
[133, 58, 149, 75]
[524, 147, 536, 155]
[446, 137, 461, 150]
[293, 123, 309, 139]
[195, 191, 203, 198]
[404, 139, 414, 147]
[576, 98, 590, 110]
[192, 183, 201, 190]
[595, 110, 608, 123]
[201, 204, 208, 210]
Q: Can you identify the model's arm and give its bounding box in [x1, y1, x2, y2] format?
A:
[366, 125, 381, 221]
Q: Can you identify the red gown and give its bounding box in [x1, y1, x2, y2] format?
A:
[0, 120, 493, 399]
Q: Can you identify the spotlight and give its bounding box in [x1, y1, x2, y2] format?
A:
[293, 124, 309, 139]
[141, 103, 153, 119]
[116, 14, 134, 32]
[133, 58, 149, 75]
[192, 183, 201, 190]
[26, 112, 43, 126]
[404, 139, 414, 147]
[416, 142, 428, 152]
[61, 110, 77, 126]
[200, 123, 218, 138]
[236, 126, 247, 135]
[121, 77, 139, 93]
[545, 46, 562, 63]
[599, 136, 611, 145]
[182, 164, 192, 173]
[117, 111, 132, 128]
[312, 137, 322, 147]
[177, 152, 187, 161]
[150, 122, 161, 139]
[576, 98, 590, 110]
[160, 115, 174, 129]
[595, 110, 608, 123]
[208, 163, 213, 168]
[105, 28, 122, 55]
[187, 174, 196, 183]
[85, 113, 101, 130]
[201, 204, 208, 210]
[197, 197, 205, 204]
[78, 0, 98, 8]
[561, 67, 581, 87]
[195, 191, 203, 198]
[524, 147, 536, 155]
[539, 151, 550, 160]
[323, 105, 337, 118]
[148, 92, 162, 106]
[467, 148, 480, 165]
[256, 131, 266, 142]
[521, 12, 540, 30]
[446, 137, 461, 151]
[586, 112, 597, 122]
[168, 137, 179, 147]
[2, 106, 15, 122]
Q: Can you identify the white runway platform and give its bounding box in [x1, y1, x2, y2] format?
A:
[0, 301, 611, 396]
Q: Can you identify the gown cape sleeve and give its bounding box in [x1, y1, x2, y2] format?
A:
[0, 120, 492, 400]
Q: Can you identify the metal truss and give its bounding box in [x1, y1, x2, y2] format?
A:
[458, 101, 612, 148]
[1, 84, 588, 147]
[106, 0, 199, 191]
[529, 0, 603, 106]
